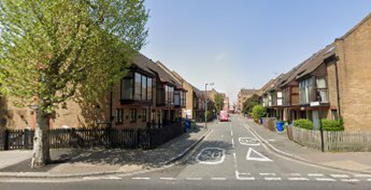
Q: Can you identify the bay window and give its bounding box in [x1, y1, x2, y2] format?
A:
[316, 76, 328, 103]
[121, 71, 153, 101]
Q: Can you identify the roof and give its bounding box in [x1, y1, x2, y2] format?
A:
[131, 53, 183, 89]
[238, 89, 257, 96]
[295, 43, 335, 80]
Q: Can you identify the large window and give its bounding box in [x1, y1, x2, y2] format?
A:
[121, 72, 153, 101]
[142, 109, 147, 122]
[165, 85, 174, 104]
[181, 91, 186, 107]
[174, 90, 180, 106]
[299, 77, 314, 104]
[316, 76, 328, 103]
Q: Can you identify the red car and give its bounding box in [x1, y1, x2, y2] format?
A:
[219, 111, 229, 122]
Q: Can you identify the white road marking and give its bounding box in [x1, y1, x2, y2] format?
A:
[288, 177, 309, 181]
[239, 137, 260, 146]
[231, 138, 235, 148]
[308, 173, 324, 177]
[232, 153, 238, 169]
[84, 176, 121, 180]
[330, 174, 349, 178]
[354, 174, 371, 178]
[289, 173, 302, 176]
[259, 173, 276, 176]
[367, 179, 371, 181]
[132, 177, 150, 180]
[246, 147, 273, 162]
[195, 147, 226, 165]
[231, 130, 233, 136]
[267, 139, 276, 142]
[160, 177, 176, 180]
[237, 177, 256, 180]
[341, 179, 360, 182]
[211, 177, 227, 180]
[315, 178, 336, 182]
[186, 177, 202, 181]
[264, 177, 281, 181]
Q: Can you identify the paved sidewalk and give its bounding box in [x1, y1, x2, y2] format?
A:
[0, 126, 209, 177]
[240, 116, 371, 174]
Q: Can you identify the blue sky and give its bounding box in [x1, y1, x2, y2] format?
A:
[140, 0, 371, 102]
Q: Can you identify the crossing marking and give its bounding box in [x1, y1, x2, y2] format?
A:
[340, 179, 359, 182]
[259, 173, 276, 176]
[160, 177, 176, 180]
[354, 174, 371, 178]
[264, 177, 281, 181]
[315, 178, 336, 182]
[211, 177, 227, 180]
[132, 177, 150, 180]
[288, 177, 309, 181]
[186, 177, 202, 181]
[246, 147, 272, 162]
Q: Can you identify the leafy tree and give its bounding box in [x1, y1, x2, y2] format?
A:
[214, 93, 224, 112]
[0, 0, 149, 167]
[252, 105, 266, 123]
[242, 94, 260, 114]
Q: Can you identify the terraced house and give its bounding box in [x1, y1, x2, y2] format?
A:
[1, 53, 188, 130]
[259, 13, 371, 131]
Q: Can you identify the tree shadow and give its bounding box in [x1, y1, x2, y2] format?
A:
[0, 96, 12, 130]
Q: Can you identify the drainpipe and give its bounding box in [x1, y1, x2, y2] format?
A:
[334, 60, 342, 120]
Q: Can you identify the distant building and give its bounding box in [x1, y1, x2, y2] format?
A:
[237, 89, 257, 112]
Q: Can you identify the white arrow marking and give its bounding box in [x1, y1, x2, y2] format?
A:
[246, 148, 272, 162]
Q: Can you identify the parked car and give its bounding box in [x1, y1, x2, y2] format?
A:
[219, 111, 229, 122]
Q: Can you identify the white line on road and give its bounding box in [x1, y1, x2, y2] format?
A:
[264, 177, 281, 181]
[340, 179, 360, 182]
[132, 177, 150, 180]
[186, 177, 203, 181]
[354, 174, 371, 178]
[308, 173, 324, 177]
[231, 138, 235, 148]
[211, 177, 227, 180]
[160, 177, 176, 180]
[288, 177, 309, 181]
[259, 173, 276, 176]
[367, 179, 371, 181]
[330, 174, 349, 178]
[315, 178, 336, 182]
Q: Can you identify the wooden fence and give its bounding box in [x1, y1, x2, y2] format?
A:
[292, 127, 371, 152]
[0, 123, 185, 151]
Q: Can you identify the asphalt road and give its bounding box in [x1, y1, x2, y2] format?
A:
[1, 115, 370, 190]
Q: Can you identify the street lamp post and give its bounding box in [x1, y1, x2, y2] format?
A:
[204, 83, 214, 129]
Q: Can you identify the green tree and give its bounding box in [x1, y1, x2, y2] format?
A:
[0, 0, 149, 167]
[252, 105, 267, 123]
[214, 93, 224, 112]
[242, 94, 260, 114]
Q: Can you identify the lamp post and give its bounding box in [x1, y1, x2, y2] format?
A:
[204, 83, 214, 129]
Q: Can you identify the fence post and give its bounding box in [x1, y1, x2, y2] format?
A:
[4, 129, 9, 150]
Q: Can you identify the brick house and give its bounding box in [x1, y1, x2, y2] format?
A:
[2, 53, 187, 130]
[237, 89, 257, 112]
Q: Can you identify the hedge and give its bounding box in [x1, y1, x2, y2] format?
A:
[294, 119, 344, 131]
[293, 119, 313, 130]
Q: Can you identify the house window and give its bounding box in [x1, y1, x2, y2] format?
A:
[130, 109, 137, 123]
[174, 90, 180, 106]
[142, 109, 147, 122]
[141, 75, 147, 100]
[316, 76, 328, 103]
[147, 78, 153, 100]
[299, 77, 314, 104]
[164, 85, 174, 104]
[181, 91, 186, 107]
[116, 109, 124, 124]
[121, 72, 133, 100]
[331, 110, 338, 120]
[134, 72, 142, 100]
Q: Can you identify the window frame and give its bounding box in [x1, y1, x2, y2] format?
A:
[115, 108, 124, 124]
[130, 108, 137, 123]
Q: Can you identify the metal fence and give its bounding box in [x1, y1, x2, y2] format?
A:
[291, 127, 371, 152]
[0, 123, 184, 151]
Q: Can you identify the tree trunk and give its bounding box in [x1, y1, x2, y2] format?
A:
[31, 107, 51, 168]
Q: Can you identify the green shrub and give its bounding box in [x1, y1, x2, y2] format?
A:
[293, 119, 313, 130]
[321, 119, 344, 131]
[252, 105, 267, 122]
